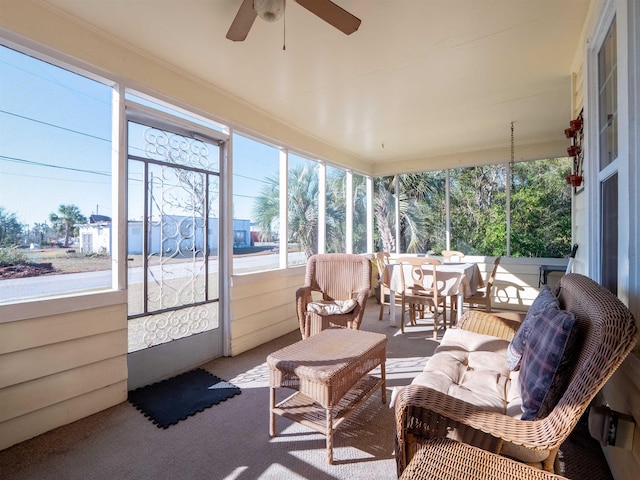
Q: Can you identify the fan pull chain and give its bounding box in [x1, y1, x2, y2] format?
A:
[510, 121, 515, 187]
[282, 9, 286, 50]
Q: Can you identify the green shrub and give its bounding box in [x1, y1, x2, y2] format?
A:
[0, 248, 28, 267]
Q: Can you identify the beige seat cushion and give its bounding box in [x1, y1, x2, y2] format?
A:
[409, 328, 550, 463]
[411, 328, 522, 414]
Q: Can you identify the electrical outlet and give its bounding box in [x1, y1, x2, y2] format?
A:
[588, 405, 636, 451]
[611, 411, 635, 450]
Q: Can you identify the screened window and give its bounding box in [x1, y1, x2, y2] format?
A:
[326, 165, 346, 253]
[399, 171, 446, 254]
[374, 176, 397, 253]
[449, 165, 506, 255]
[232, 133, 280, 274]
[352, 173, 368, 254]
[510, 158, 571, 257]
[287, 154, 319, 265]
[0, 46, 113, 304]
[372, 160, 571, 258]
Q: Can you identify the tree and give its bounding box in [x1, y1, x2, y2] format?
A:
[0, 207, 23, 247]
[32, 222, 52, 245]
[350, 174, 369, 253]
[374, 173, 444, 254]
[510, 158, 571, 257]
[449, 165, 507, 255]
[374, 159, 571, 258]
[49, 204, 87, 247]
[325, 167, 346, 253]
[253, 163, 320, 259]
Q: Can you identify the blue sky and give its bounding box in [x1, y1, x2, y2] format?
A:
[0, 45, 112, 230]
[0, 44, 286, 237]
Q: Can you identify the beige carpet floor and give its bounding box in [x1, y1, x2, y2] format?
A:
[0, 306, 612, 480]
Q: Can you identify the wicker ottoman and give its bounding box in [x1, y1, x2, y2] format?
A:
[267, 328, 387, 464]
[399, 438, 568, 479]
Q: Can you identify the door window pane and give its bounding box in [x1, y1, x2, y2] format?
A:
[601, 173, 618, 294]
[127, 117, 221, 351]
[598, 21, 618, 170]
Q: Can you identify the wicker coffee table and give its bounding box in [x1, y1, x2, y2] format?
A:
[267, 328, 387, 464]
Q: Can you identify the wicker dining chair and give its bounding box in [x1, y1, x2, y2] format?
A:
[295, 253, 372, 339]
[440, 250, 465, 262]
[374, 252, 392, 321]
[397, 256, 447, 338]
[394, 274, 638, 475]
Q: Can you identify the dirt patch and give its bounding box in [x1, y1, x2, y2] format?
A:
[0, 263, 56, 279]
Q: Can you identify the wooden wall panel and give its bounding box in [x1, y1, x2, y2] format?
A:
[0, 382, 126, 451]
[0, 302, 128, 450]
[0, 356, 127, 423]
[230, 268, 304, 355]
[0, 330, 127, 388]
[0, 304, 124, 354]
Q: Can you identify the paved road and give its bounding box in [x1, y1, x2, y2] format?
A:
[0, 252, 306, 303]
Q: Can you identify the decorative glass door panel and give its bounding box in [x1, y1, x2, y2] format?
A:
[127, 119, 222, 352]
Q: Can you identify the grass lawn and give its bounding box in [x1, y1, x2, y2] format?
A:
[24, 248, 112, 274]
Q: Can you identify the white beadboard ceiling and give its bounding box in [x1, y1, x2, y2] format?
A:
[40, 0, 590, 170]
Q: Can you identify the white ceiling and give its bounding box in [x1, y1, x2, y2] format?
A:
[41, 0, 590, 169]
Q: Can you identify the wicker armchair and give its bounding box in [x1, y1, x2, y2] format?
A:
[296, 253, 372, 339]
[395, 274, 637, 475]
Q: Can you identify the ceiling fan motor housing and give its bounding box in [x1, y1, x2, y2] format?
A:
[254, 0, 285, 22]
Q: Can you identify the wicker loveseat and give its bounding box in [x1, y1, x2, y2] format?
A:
[395, 273, 637, 475]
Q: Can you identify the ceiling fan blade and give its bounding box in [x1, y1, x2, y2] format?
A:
[295, 0, 361, 35]
[226, 0, 258, 41]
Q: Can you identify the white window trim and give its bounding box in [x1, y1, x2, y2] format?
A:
[586, 0, 632, 303]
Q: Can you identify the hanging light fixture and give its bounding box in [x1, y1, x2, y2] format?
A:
[254, 0, 286, 22]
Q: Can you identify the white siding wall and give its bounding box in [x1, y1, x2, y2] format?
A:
[230, 267, 305, 355]
[0, 293, 128, 450]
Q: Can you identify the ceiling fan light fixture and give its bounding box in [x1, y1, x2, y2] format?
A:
[254, 0, 285, 22]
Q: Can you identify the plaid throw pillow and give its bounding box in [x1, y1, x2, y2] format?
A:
[518, 305, 576, 420]
[506, 287, 558, 370]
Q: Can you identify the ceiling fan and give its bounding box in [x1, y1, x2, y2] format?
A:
[226, 0, 361, 41]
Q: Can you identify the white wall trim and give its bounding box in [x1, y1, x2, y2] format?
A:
[0, 290, 126, 324]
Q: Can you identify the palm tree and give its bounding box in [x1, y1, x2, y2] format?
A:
[350, 173, 369, 253]
[374, 173, 443, 254]
[325, 167, 346, 253]
[253, 163, 321, 259]
[49, 204, 87, 247]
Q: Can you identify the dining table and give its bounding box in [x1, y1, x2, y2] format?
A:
[381, 260, 484, 328]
